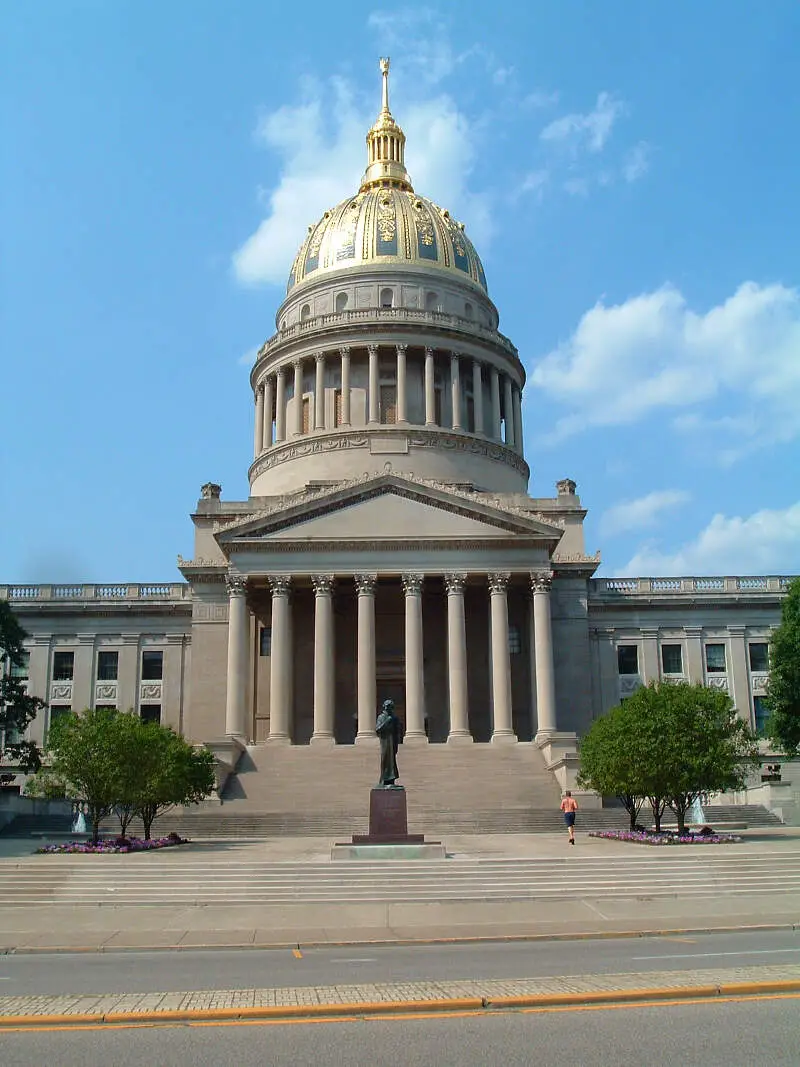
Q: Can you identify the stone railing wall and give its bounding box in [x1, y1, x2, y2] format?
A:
[0, 583, 190, 602]
[590, 575, 793, 597]
[256, 307, 519, 360]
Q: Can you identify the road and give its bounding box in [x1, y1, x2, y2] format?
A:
[1, 929, 798, 995]
[1, 998, 798, 1066]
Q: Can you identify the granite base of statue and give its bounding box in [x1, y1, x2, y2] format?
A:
[331, 700, 445, 861]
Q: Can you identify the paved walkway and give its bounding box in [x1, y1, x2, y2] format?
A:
[1, 964, 799, 1024]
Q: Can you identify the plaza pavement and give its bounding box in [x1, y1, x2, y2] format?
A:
[0, 828, 798, 954]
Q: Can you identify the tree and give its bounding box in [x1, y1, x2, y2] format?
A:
[578, 682, 760, 834]
[0, 602, 45, 776]
[116, 720, 215, 839]
[45, 708, 125, 843]
[577, 706, 647, 830]
[766, 577, 800, 758]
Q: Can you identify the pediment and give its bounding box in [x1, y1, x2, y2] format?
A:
[216, 475, 564, 547]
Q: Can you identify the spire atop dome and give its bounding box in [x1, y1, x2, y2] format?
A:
[360, 57, 413, 193]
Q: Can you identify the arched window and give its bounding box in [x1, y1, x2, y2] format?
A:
[425, 291, 439, 312]
[380, 288, 394, 308]
[300, 304, 311, 322]
[335, 292, 348, 313]
[464, 302, 473, 319]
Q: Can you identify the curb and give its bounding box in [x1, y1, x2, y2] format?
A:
[1, 981, 799, 1029]
[2, 922, 798, 955]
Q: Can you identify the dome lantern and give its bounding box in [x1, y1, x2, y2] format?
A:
[360, 57, 413, 193]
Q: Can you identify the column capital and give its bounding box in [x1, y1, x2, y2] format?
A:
[401, 573, 424, 596]
[450, 350, 461, 361]
[339, 345, 351, 358]
[268, 575, 292, 597]
[396, 342, 408, 354]
[530, 571, 553, 594]
[444, 572, 468, 595]
[354, 573, 377, 595]
[367, 344, 379, 358]
[311, 574, 335, 596]
[315, 351, 326, 364]
[424, 345, 434, 357]
[276, 365, 286, 379]
[488, 572, 511, 594]
[225, 574, 248, 597]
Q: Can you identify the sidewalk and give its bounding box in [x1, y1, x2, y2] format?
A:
[1, 964, 799, 1026]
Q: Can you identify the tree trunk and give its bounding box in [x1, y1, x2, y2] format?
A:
[91, 809, 101, 845]
[143, 810, 153, 840]
[675, 801, 687, 835]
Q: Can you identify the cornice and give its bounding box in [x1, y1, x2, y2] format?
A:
[222, 537, 548, 554]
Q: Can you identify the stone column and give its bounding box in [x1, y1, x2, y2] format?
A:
[267, 575, 292, 744]
[512, 385, 523, 457]
[531, 573, 557, 736]
[490, 367, 502, 440]
[254, 384, 264, 457]
[402, 574, 427, 744]
[641, 628, 660, 684]
[355, 573, 378, 744]
[275, 368, 287, 442]
[314, 353, 326, 431]
[450, 353, 462, 430]
[368, 345, 379, 425]
[424, 347, 436, 425]
[685, 626, 704, 684]
[472, 360, 484, 434]
[263, 376, 274, 448]
[340, 346, 351, 426]
[503, 375, 515, 449]
[293, 360, 304, 436]
[445, 573, 472, 743]
[396, 344, 407, 423]
[311, 575, 335, 745]
[728, 626, 751, 723]
[489, 572, 515, 743]
[225, 575, 249, 738]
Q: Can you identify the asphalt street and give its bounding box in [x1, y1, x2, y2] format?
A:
[1, 997, 798, 1066]
[0, 929, 798, 995]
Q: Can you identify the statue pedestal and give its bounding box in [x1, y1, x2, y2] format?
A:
[332, 786, 445, 860]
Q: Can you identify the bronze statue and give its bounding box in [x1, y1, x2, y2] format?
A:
[376, 699, 402, 787]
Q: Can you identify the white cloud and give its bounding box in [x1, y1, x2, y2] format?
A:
[514, 168, 548, 202]
[529, 281, 800, 450]
[540, 92, 625, 154]
[231, 75, 490, 285]
[600, 490, 691, 536]
[524, 89, 560, 109]
[621, 502, 800, 577]
[238, 346, 259, 367]
[623, 140, 650, 182]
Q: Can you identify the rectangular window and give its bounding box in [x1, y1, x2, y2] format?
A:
[96, 650, 119, 681]
[9, 650, 30, 680]
[140, 705, 161, 725]
[141, 650, 163, 681]
[753, 695, 770, 735]
[434, 387, 443, 426]
[617, 645, 639, 675]
[380, 385, 397, 424]
[749, 642, 769, 673]
[52, 651, 74, 681]
[260, 627, 272, 657]
[661, 644, 683, 675]
[508, 624, 521, 655]
[705, 643, 727, 673]
[48, 706, 72, 738]
[94, 705, 116, 712]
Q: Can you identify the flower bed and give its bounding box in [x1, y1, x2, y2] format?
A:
[36, 833, 188, 854]
[589, 829, 742, 846]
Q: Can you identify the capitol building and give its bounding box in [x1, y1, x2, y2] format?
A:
[2, 63, 793, 821]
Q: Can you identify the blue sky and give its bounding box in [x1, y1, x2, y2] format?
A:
[2, 2, 798, 582]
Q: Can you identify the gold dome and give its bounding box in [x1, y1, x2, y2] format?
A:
[286, 59, 488, 294]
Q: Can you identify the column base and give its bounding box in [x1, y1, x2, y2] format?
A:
[491, 730, 517, 745]
[309, 733, 335, 746]
[402, 731, 429, 746]
[265, 734, 292, 746]
[446, 731, 474, 745]
[354, 732, 380, 746]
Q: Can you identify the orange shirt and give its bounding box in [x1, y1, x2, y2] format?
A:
[560, 796, 578, 813]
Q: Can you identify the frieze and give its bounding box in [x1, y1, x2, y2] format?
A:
[248, 427, 529, 481]
[50, 683, 73, 700]
[227, 537, 545, 553]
